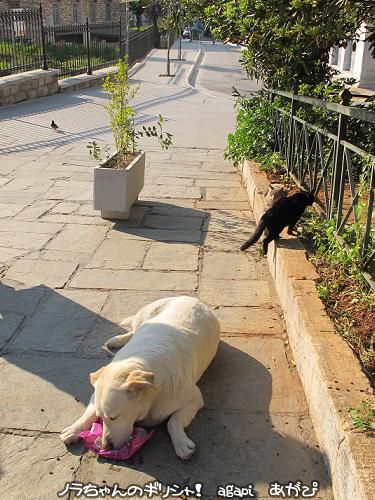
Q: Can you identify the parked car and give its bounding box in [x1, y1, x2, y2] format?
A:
[182, 27, 191, 39]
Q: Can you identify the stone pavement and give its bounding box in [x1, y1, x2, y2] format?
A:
[0, 41, 332, 499]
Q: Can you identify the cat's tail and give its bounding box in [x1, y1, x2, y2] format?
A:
[240, 218, 267, 251]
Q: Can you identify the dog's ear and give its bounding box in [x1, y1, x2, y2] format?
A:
[90, 366, 107, 387]
[124, 370, 155, 398]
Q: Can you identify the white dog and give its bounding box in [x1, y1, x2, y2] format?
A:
[61, 296, 220, 459]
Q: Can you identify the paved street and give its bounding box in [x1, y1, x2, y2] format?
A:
[0, 41, 332, 499]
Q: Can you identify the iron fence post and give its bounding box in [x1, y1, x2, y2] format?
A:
[125, 1, 129, 64]
[119, 16, 124, 59]
[270, 90, 276, 151]
[86, 17, 92, 75]
[362, 163, 375, 264]
[39, 3, 48, 70]
[329, 113, 348, 222]
[286, 96, 296, 174]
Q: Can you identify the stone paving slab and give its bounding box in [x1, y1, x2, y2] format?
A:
[199, 278, 272, 307]
[215, 306, 284, 335]
[46, 225, 108, 253]
[140, 185, 202, 200]
[196, 200, 250, 211]
[9, 289, 108, 353]
[80, 290, 195, 356]
[199, 337, 306, 413]
[74, 412, 331, 499]
[203, 209, 255, 232]
[143, 214, 203, 231]
[85, 239, 150, 271]
[108, 227, 202, 244]
[0, 311, 24, 349]
[0, 220, 63, 234]
[195, 178, 242, 188]
[27, 249, 92, 264]
[202, 252, 257, 280]
[140, 199, 204, 217]
[69, 268, 198, 291]
[205, 187, 248, 202]
[0, 202, 28, 218]
[41, 213, 111, 226]
[4, 259, 77, 288]
[0, 231, 53, 250]
[0, 433, 82, 500]
[0, 192, 40, 204]
[0, 354, 103, 431]
[202, 230, 253, 252]
[143, 242, 199, 271]
[0, 247, 28, 265]
[145, 175, 195, 186]
[13, 200, 57, 222]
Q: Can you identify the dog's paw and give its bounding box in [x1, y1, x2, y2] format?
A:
[174, 436, 196, 460]
[60, 425, 81, 445]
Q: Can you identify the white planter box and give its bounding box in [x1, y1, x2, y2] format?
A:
[93, 151, 145, 220]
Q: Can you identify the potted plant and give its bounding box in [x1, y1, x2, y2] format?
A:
[88, 60, 172, 220]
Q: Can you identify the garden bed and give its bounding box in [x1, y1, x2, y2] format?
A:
[263, 167, 375, 383]
[240, 158, 375, 500]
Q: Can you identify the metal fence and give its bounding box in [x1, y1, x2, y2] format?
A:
[0, 7, 45, 76]
[0, 6, 155, 79]
[270, 89, 375, 279]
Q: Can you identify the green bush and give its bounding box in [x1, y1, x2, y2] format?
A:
[225, 92, 273, 163]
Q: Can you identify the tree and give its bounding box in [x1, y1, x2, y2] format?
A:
[144, 0, 163, 47]
[336, 0, 375, 54]
[130, 0, 144, 30]
[204, 0, 362, 90]
[160, 1, 187, 75]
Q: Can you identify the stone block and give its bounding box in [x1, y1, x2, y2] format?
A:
[46, 225, 107, 253]
[199, 277, 272, 307]
[143, 242, 199, 271]
[202, 251, 257, 280]
[4, 259, 77, 287]
[10, 289, 108, 352]
[69, 268, 197, 291]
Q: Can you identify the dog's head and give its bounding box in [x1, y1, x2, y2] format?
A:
[90, 365, 156, 450]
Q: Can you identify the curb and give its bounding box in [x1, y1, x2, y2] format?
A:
[239, 159, 375, 500]
[185, 42, 204, 89]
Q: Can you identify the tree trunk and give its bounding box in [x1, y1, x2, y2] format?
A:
[178, 32, 182, 60]
[167, 32, 171, 76]
[152, 17, 160, 48]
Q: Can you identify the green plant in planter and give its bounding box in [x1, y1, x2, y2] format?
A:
[88, 59, 172, 164]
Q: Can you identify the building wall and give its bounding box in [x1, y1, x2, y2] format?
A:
[329, 23, 375, 89]
[0, 1, 123, 24]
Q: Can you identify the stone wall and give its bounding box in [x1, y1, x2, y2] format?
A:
[0, 1, 123, 24]
[0, 69, 59, 106]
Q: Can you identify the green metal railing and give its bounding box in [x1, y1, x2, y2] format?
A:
[270, 89, 375, 279]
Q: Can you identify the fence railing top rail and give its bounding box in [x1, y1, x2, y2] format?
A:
[271, 88, 375, 125]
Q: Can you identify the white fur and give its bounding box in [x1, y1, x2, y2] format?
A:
[61, 296, 220, 459]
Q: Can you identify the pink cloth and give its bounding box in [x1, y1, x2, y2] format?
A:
[79, 419, 154, 460]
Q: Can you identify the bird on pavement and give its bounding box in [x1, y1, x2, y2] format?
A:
[51, 120, 59, 131]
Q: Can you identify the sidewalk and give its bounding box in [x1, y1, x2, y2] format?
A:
[0, 41, 332, 499]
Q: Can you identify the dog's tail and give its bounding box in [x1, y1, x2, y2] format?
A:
[102, 331, 134, 356]
[240, 217, 267, 251]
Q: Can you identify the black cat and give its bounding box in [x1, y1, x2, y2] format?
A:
[240, 190, 315, 255]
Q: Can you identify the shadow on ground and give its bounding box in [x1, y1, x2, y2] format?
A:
[76, 343, 331, 497]
[0, 280, 330, 497]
